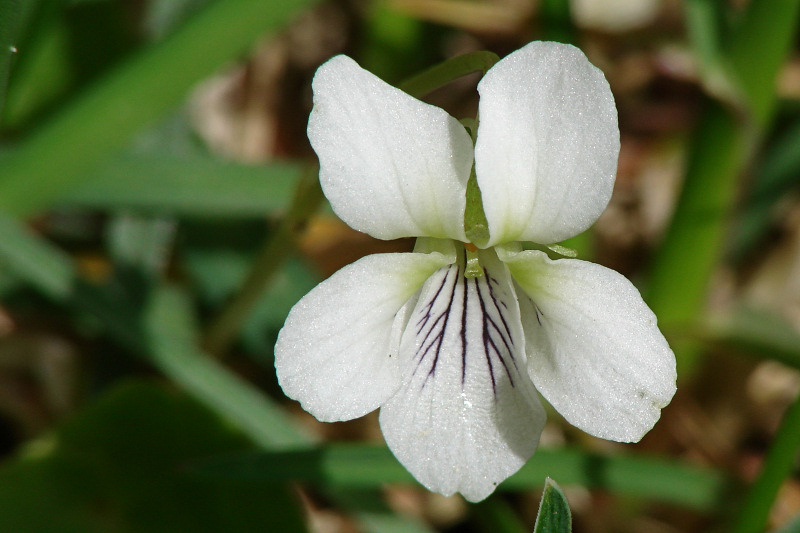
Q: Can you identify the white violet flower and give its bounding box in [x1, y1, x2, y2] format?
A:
[275, 41, 677, 502]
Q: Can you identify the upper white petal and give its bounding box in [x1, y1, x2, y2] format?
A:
[379, 249, 545, 502]
[475, 41, 620, 246]
[275, 248, 454, 423]
[499, 247, 676, 442]
[308, 55, 473, 241]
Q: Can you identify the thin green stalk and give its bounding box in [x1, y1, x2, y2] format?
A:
[398, 50, 499, 99]
[472, 497, 529, 533]
[0, 0, 317, 216]
[733, 395, 800, 533]
[202, 165, 324, 356]
[646, 0, 800, 375]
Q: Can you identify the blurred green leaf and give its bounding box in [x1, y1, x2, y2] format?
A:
[472, 497, 529, 533]
[193, 443, 731, 512]
[0, 380, 308, 533]
[649, 0, 800, 374]
[398, 50, 499, 99]
[0, 0, 318, 216]
[731, 119, 800, 262]
[708, 308, 800, 369]
[144, 283, 315, 449]
[64, 154, 303, 216]
[533, 478, 571, 533]
[733, 393, 800, 533]
[0, 0, 25, 117]
[540, 0, 575, 45]
[0, 210, 76, 300]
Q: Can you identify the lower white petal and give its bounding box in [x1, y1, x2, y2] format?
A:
[275, 249, 454, 422]
[379, 249, 545, 502]
[499, 247, 676, 442]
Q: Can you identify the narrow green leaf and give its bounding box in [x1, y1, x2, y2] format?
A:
[193, 444, 731, 512]
[64, 154, 303, 216]
[0, 0, 318, 216]
[646, 101, 748, 373]
[707, 308, 800, 370]
[472, 497, 529, 533]
[726, 0, 800, 126]
[534, 478, 572, 533]
[733, 394, 800, 533]
[0, 0, 25, 117]
[540, 0, 575, 45]
[731, 119, 800, 261]
[398, 50, 499, 99]
[0, 209, 76, 299]
[145, 283, 315, 449]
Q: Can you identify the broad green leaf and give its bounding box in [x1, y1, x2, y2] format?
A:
[192, 444, 731, 512]
[0, 380, 308, 533]
[533, 478, 571, 533]
[707, 308, 800, 370]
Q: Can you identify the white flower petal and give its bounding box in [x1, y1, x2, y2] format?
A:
[499, 247, 676, 442]
[308, 55, 473, 241]
[475, 41, 620, 246]
[275, 248, 455, 422]
[380, 249, 545, 502]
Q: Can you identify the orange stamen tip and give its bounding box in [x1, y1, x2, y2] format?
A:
[464, 242, 478, 252]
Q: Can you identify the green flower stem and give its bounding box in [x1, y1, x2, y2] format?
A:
[646, 0, 800, 375]
[0, 0, 317, 217]
[732, 394, 800, 533]
[202, 165, 324, 357]
[398, 50, 499, 99]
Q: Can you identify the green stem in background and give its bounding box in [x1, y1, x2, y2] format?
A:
[472, 496, 529, 533]
[202, 165, 324, 357]
[0, 0, 318, 217]
[540, 0, 575, 45]
[398, 50, 499, 99]
[646, 0, 800, 375]
[732, 395, 800, 533]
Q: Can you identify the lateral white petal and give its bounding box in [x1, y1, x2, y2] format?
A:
[380, 249, 545, 502]
[275, 249, 454, 422]
[500, 247, 676, 442]
[475, 41, 620, 246]
[308, 55, 473, 241]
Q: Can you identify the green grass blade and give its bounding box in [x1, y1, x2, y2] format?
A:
[144, 283, 315, 449]
[0, 210, 76, 299]
[707, 308, 800, 370]
[64, 153, 303, 216]
[0, 0, 25, 117]
[193, 444, 731, 512]
[472, 497, 529, 533]
[0, 0, 317, 216]
[646, 102, 747, 372]
[726, 0, 800, 126]
[733, 395, 800, 533]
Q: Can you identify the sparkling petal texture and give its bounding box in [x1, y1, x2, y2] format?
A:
[275, 250, 454, 422]
[475, 41, 620, 246]
[379, 249, 546, 502]
[308, 55, 473, 241]
[500, 247, 676, 442]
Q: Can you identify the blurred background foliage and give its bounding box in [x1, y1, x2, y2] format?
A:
[1, 0, 800, 531]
